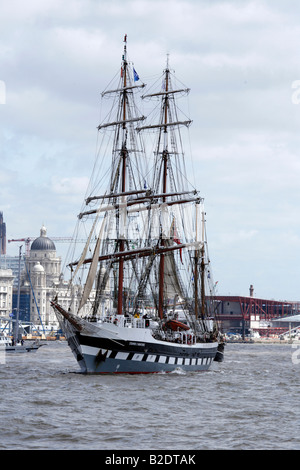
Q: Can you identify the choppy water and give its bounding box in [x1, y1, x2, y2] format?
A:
[0, 341, 299, 450]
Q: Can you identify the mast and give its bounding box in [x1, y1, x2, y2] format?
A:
[69, 35, 151, 317]
[158, 62, 170, 319]
[137, 58, 194, 321]
[194, 205, 199, 320]
[98, 35, 145, 316]
[117, 34, 128, 316]
[200, 209, 206, 320]
[194, 204, 207, 324]
[14, 245, 22, 344]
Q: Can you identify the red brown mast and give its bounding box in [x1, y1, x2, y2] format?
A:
[117, 35, 128, 316]
[158, 65, 170, 319]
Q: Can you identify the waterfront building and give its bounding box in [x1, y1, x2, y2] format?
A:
[25, 226, 61, 328]
[213, 285, 300, 336]
[0, 268, 14, 320]
[2, 255, 25, 286]
[19, 226, 107, 333]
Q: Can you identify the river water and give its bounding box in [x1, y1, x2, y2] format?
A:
[0, 340, 299, 451]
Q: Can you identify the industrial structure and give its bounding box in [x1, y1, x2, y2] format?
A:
[214, 285, 300, 337]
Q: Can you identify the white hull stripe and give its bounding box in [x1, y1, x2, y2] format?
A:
[81, 345, 213, 366]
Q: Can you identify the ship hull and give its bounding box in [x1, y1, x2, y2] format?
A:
[52, 302, 219, 374]
[70, 333, 218, 374]
[57, 321, 217, 374]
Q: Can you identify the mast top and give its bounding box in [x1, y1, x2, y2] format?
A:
[166, 52, 170, 70]
[123, 34, 127, 63]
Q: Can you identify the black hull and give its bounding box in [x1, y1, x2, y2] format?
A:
[68, 331, 219, 374]
[52, 302, 220, 374]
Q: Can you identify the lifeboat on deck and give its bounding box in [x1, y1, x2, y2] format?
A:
[164, 319, 190, 331]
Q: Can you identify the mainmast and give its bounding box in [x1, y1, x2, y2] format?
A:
[117, 34, 128, 316]
[194, 205, 205, 321]
[200, 209, 206, 321]
[158, 62, 170, 319]
[137, 58, 193, 320]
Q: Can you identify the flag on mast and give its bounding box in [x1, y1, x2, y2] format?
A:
[133, 67, 140, 82]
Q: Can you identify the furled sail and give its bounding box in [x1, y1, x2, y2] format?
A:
[78, 218, 105, 312]
[163, 245, 185, 301]
[71, 210, 101, 279]
[163, 217, 184, 302]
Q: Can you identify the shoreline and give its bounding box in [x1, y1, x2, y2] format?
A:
[227, 337, 300, 345]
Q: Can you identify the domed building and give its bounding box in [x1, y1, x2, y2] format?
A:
[25, 226, 99, 334]
[27, 226, 62, 329]
[29, 226, 61, 287]
[31, 226, 56, 251]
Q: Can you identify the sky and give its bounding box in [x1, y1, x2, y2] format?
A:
[1, 0, 300, 301]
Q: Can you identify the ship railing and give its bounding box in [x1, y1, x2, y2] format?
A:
[155, 330, 196, 345]
[173, 331, 196, 345]
[101, 315, 149, 329]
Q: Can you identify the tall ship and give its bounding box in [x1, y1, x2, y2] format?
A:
[51, 36, 224, 373]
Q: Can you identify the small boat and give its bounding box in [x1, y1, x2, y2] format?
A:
[5, 341, 41, 353]
[51, 35, 225, 374]
[0, 332, 10, 348]
[1, 331, 41, 353]
[3, 246, 43, 354]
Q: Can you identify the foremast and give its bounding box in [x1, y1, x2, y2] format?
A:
[105, 35, 145, 317]
[72, 35, 147, 318]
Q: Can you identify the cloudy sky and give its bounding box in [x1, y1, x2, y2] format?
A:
[1, 0, 300, 301]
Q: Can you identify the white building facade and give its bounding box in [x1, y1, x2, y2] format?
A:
[25, 226, 106, 333]
[26, 226, 61, 329]
[0, 268, 14, 320]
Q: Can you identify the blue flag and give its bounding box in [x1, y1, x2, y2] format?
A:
[133, 67, 140, 82]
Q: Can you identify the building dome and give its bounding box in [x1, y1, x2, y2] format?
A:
[32, 261, 44, 273]
[31, 226, 56, 251]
